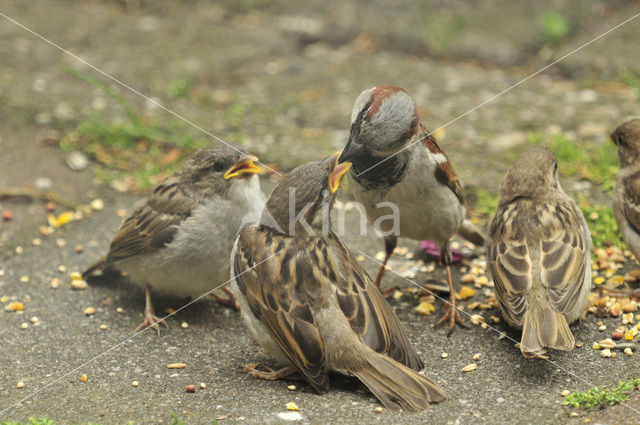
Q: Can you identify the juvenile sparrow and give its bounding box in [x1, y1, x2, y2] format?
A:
[611, 119, 640, 262]
[231, 153, 445, 411]
[487, 147, 592, 358]
[338, 85, 485, 333]
[84, 144, 265, 332]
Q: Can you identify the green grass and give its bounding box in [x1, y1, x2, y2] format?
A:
[540, 11, 570, 45]
[475, 189, 500, 219]
[620, 68, 640, 99]
[59, 68, 239, 190]
[577, 196, 625, 250]
[564, 378, 640, 409]
[529, 132, 618, 190]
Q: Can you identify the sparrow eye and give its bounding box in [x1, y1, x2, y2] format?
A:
[553, 162, 558, 171]
[212, 162, 225, 172]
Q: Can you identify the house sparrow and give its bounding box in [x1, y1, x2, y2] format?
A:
[487, 147, 592, 358]
[338, 85, 485, 333]
[611, 119, 640, 262]
[83, 144, 265, 332]
[230, 152, 445, 411]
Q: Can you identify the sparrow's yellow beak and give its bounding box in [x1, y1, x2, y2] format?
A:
[224, 154, 261, 180]
[329, 161, 352, 194]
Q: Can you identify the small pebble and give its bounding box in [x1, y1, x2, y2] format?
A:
[132, 381, 139, 387]
[45, 201, 56, 212]
[374, 407, 383, 413]
[2, 210, 14, 221]
[17, 381, 25, 389]
[186, 384, 196, 393]
[74, 244, 84, 253]
[84, 307, 96, 316]
[181, 321, 189, 329]
[200, 382, 207, 389]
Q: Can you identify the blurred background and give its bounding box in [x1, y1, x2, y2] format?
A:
[1, 0, 639, 247]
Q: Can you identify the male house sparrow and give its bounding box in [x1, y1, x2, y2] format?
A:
[231, 153, 445, 411]
[84, 144, 265, 331]
[611, 119, 640, 262]
[487, 147, 592, 358]
[338, 85, 485, 332]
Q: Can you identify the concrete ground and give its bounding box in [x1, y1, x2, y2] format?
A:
[1, 1, 640, 424]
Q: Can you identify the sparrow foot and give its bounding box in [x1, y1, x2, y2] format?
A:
[241, 363, 301, 381]
[136, 313, 168, 335]
[215, 288, 240, 310]
[435, 297, 468, 336]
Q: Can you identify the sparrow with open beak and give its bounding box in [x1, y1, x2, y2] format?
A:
[338, 86, 485, 333]
[84, 144, 265, 332]
[230, 152, 445, 411]
[487, 147, 592, 358]
[611, 119, 640, 262]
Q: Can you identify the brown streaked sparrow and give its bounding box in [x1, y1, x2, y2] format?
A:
[84, 144, 265, 332]
[230, 152, 445, 412]
[487, 147, 592, 358]
[338, 85, 485, 333]
[611, 119, 640, 262]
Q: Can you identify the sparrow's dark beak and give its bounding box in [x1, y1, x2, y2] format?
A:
[338, 123, 364, 163]
[328, 161, 352, 194]
[224, 154, 261, 180]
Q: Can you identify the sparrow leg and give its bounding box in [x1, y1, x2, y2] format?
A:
[214, 287, 240, 310]
[136, 285, 167, 335]
[435, 243, 468, 335]
[241, 363, 303, 381]
[375, 236, 397, 294]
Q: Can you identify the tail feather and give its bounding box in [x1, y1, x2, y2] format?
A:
[521, 307, 574, 358]
[353, 351, 445, 412]
[82, 257, 107, 279]
[457, 219, 487, 246]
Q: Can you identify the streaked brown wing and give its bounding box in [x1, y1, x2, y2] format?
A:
[488, 204, 532, 326]
[325, 234, 424, 371]
[105, 176, 196, 265]
[623, 172, 640, 234]
[538, 203, 589, 313]
[233, 225, 329, 393]
[421, 125, 464, 204]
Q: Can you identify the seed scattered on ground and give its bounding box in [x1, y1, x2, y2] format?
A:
[116, 307, 124, 313]
[84, 307, 96, 316]
[58, 265, 66, 273]
[462, 363, 478, 372]
[415, 301, 435, 316]
[598, 339, 615, 349]
[32, 238, 42, 246]
[167, 363, 187, 369]
[481, 322, 488, 329]
[2, 210, 14, 221]
[461, 273, 476, 284]
[287, 384, 296, 391]
[374, 407, 383, 413]
[186, 384, 196, 393]
[200, 382, 207, 389]
[71, 279, 88, 290]
[20, 322, 28, 329]
[30, 316, 39, 324]
[56, 239, 67, 248]
[611, 329, 623, 340]
[570, 412, 579, 418]
[561, 390, 571, 397]
[19, 275, 29, 283]
[80, 374, 87, 382]
[441, 352, 448, 359]
[624, 347, 633, 356]
[99, 324, 108, 330]
[132, 381, 139, 387]
[459, 286, 476, 300]
[15, 246, 23, 254]
[5, 301, 24, 312]
[286, 402, 299, 411]
[75, 244, 84, 253]
[471, 314, 484, 325]
[598, 325, 606, 331]
[600, 349, 612, 358]
[181, 321, 189, 329]
[90, 199, 104, 211]
[50, 278, 60, 288]
[16, 381, 24, 389]
[45, 201, 56, 212]
[473, 353, 481, 361]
